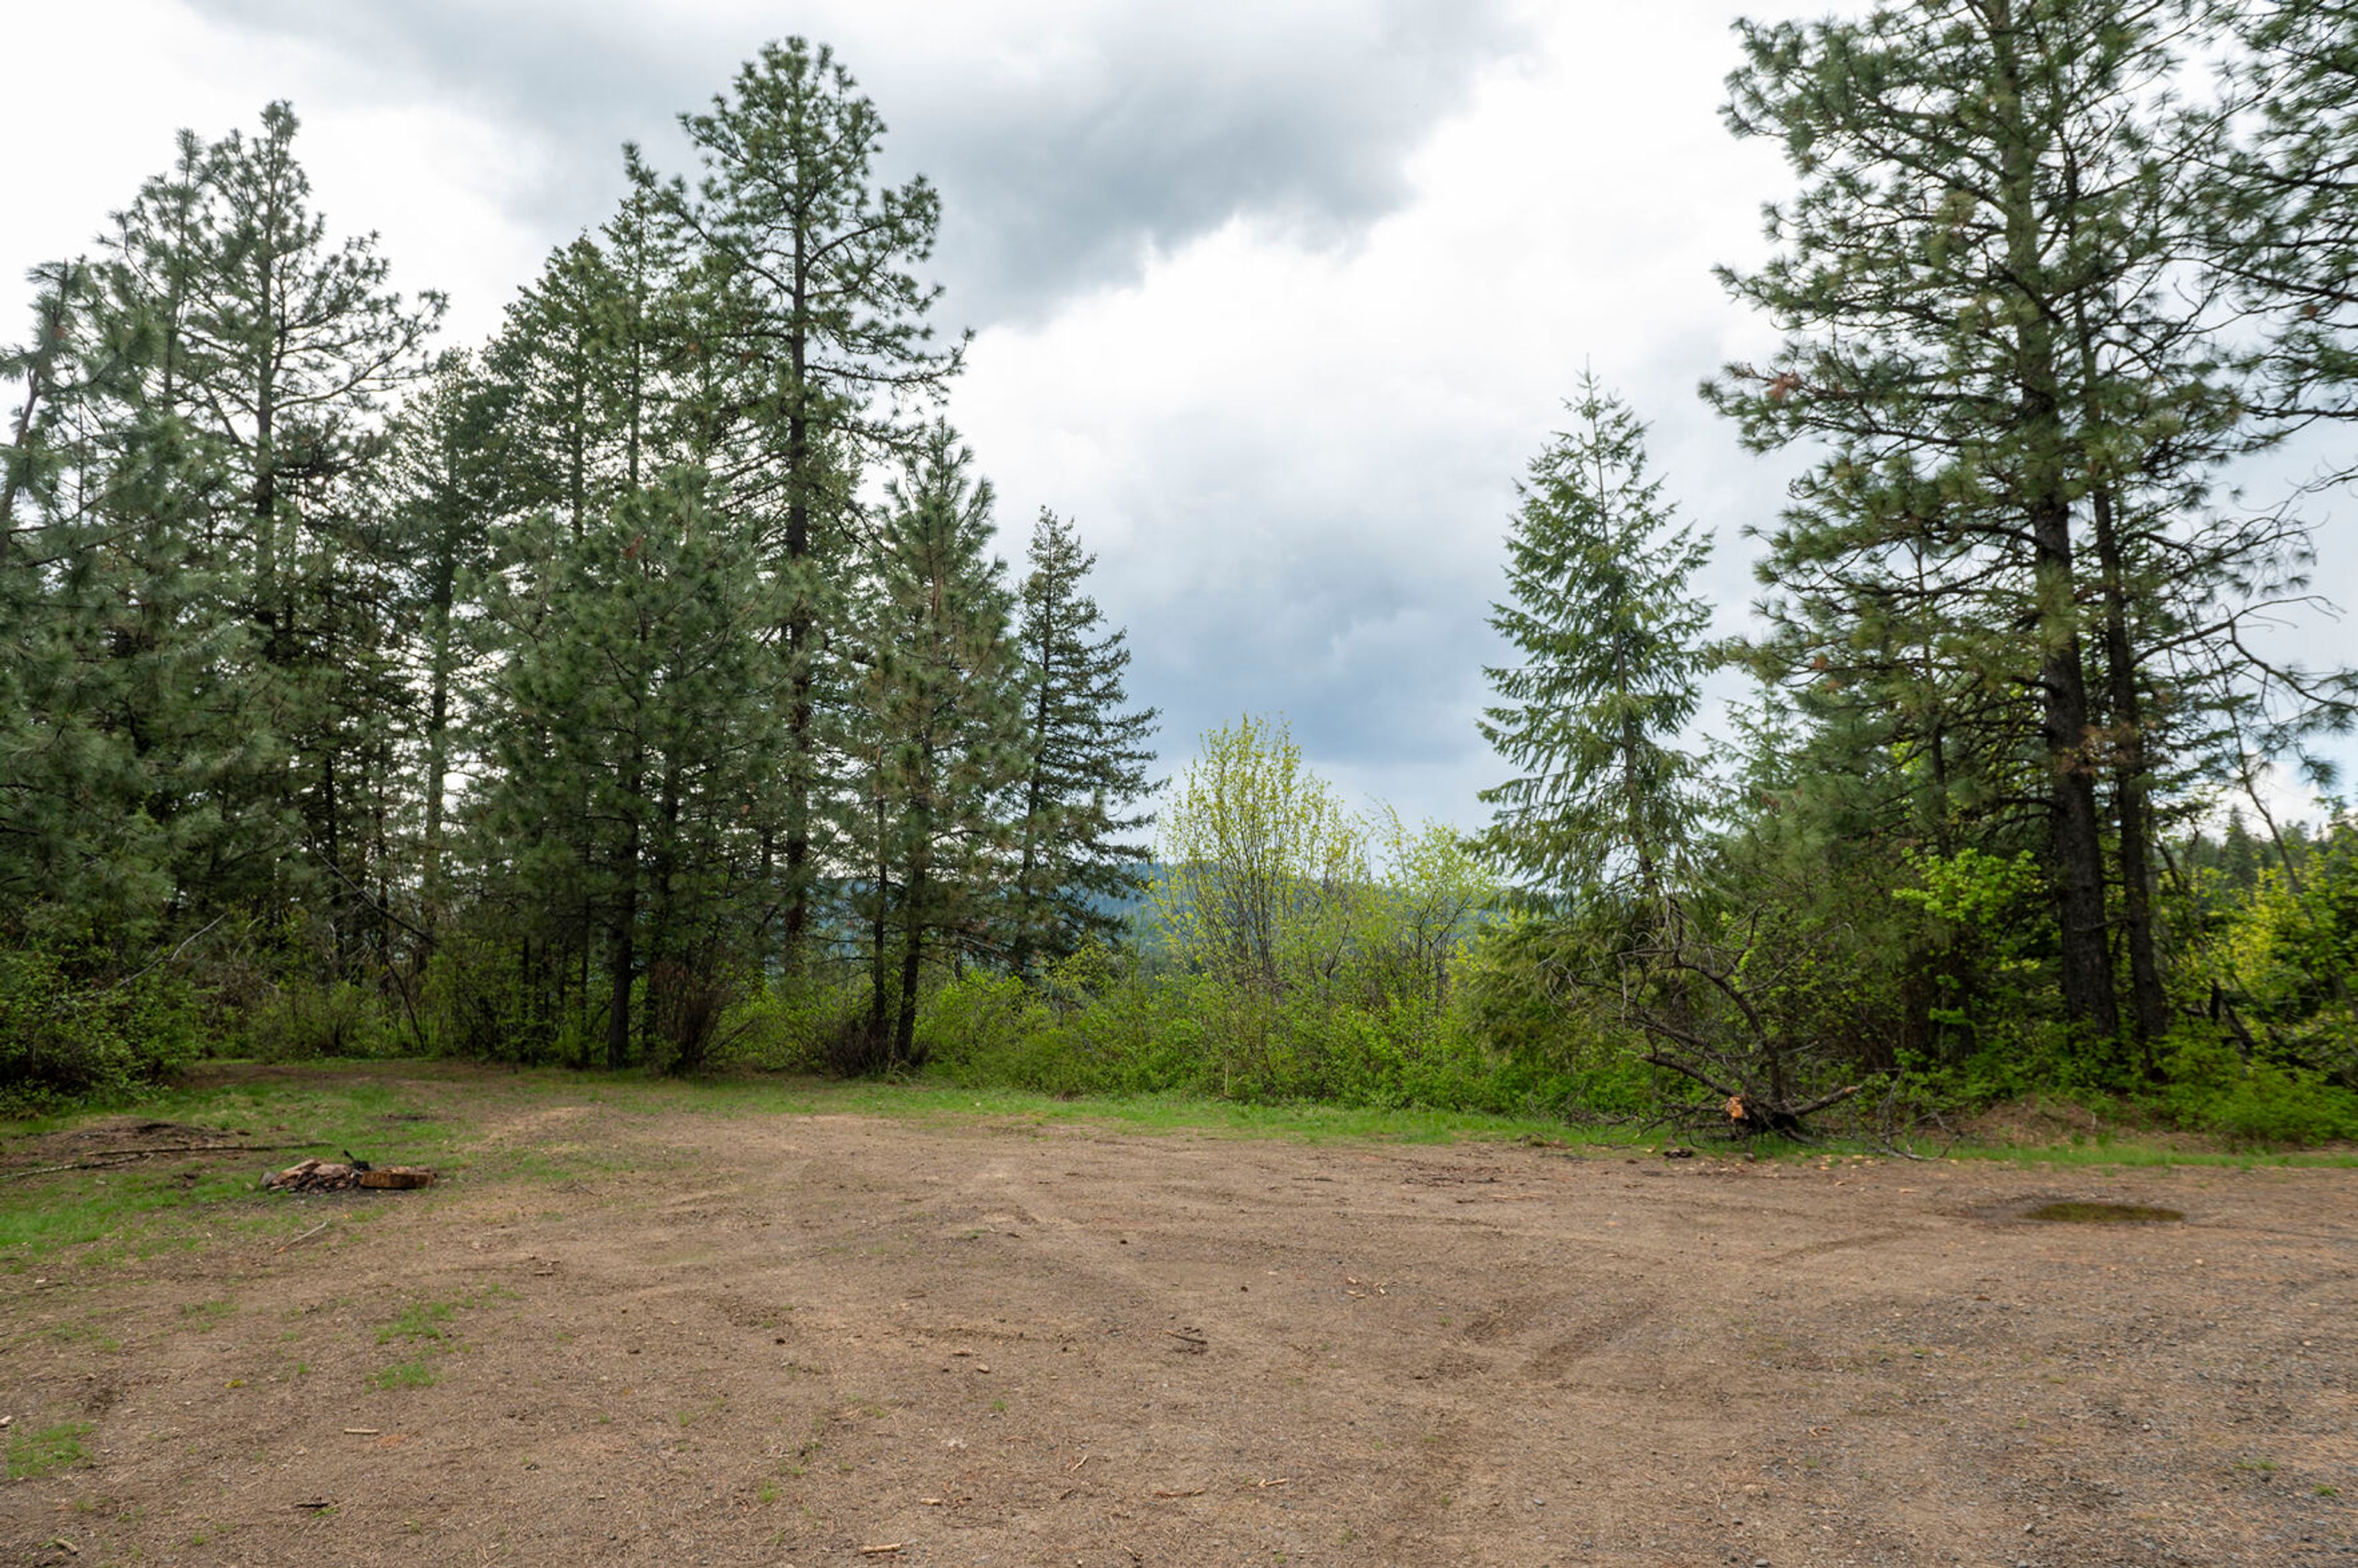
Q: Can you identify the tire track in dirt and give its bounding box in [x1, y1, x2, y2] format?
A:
[6, 1083, 2356, 1565]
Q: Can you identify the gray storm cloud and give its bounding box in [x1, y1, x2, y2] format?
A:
[182, 0, 1532, 325]
[174, 0, 1558, 826]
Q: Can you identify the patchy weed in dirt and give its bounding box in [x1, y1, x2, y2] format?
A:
[7, 1420, 91, 1479]
[178, 1297, 236, 1329]
[378, 1300, 456, 1345]
[2025, 1200, 2185, 1224]
[368, 1359, 438, 1391]
[375, 1284, 513, 1345]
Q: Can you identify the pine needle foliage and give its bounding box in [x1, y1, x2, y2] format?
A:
[1006, 509, 1159, 977]
[1478, 374, 1713, 905]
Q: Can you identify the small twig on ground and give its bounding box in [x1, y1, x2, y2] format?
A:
[276, 1220, 337, 1253]
[2, 1163, 95, 1183]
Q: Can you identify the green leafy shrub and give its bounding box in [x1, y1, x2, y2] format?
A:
[2147, 1029, 2358, 1147]
[243, 978, 397, 1061]
[416, 928, 553, 1063]
[0, 947, 203, 1114]
[914, 956, 1613, 1119]
[715, 977, 872, 1075]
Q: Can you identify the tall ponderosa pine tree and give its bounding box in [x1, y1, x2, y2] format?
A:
[1705, 0, 2277, 1046]
[839, 426, 1023, 1067]
[459, 189, 725, 1042]
[2201, 0, 2358, 901]
[382, 351, 513, 936]
[3, 104, 438, 971]
[0, 257, 203, 958]
[1006, 509, 1159, 977]
[181, 103, 441, 953]
[632, 37, 964, 974]
[1479, 375, 1713, 905]
[474, 471, 780, 1069]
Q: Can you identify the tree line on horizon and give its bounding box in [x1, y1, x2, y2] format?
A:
[8, 0, 2358, 1143]
[0, 44, 1155, 1084]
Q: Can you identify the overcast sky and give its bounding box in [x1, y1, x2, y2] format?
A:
[10, 0, 2352, 830]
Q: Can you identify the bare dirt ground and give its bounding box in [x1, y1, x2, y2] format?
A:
[2, 1075, 2352, 1567]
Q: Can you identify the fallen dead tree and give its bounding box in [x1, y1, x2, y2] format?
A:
[1614, 899, 1883, 1143]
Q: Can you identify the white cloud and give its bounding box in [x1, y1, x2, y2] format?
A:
[955, 1, 1808, 825]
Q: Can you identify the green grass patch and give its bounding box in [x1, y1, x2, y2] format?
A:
[368, 1359, 438, 1391]
[377, 1300, 456, 1346]
[7, 1421, 91, 1480]
[178, 1297, 238, 1330]
[368, 1281, 517, 1395]
[0, 1065, 488, 1273]
[580, 1073, 1638, 1148]
[0, 1066, 473, 1267]
[0, 1163, 263, 1263]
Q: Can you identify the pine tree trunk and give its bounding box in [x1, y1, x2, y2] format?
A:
[2033, 543, 2117, 1033]
[895, 853, 929, 1067]
[607, 756, 642, 1073]
[780, 266, 814, 976]
[609, 637, 647, 1068]
[1994, 4, 2119, 1038]
[870, 758, 892, 1052]
[1011, 623, 1056, 979]
[640, 763, 682, 1063]
[605, 878, 636, 1073]
[895, 732, 935, 1066]
[422, 593, 451, 938]
[2090, 481, 2169, 1057]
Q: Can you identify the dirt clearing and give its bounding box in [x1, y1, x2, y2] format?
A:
[2, 1070, 2351, 1566]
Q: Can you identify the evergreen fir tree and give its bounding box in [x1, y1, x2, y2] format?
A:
[473, 470, 779, 1068]
[1479, 374, 1713, 905]
[2217, 0, 2358, 444]
[382, 351, 513, 936]
[0, 257, 195, 959]
[488, 238, 632, 542]
[190, 105, 440, 938]
[39, 103, 446, 963]
[1006, 509, 1159, 977]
